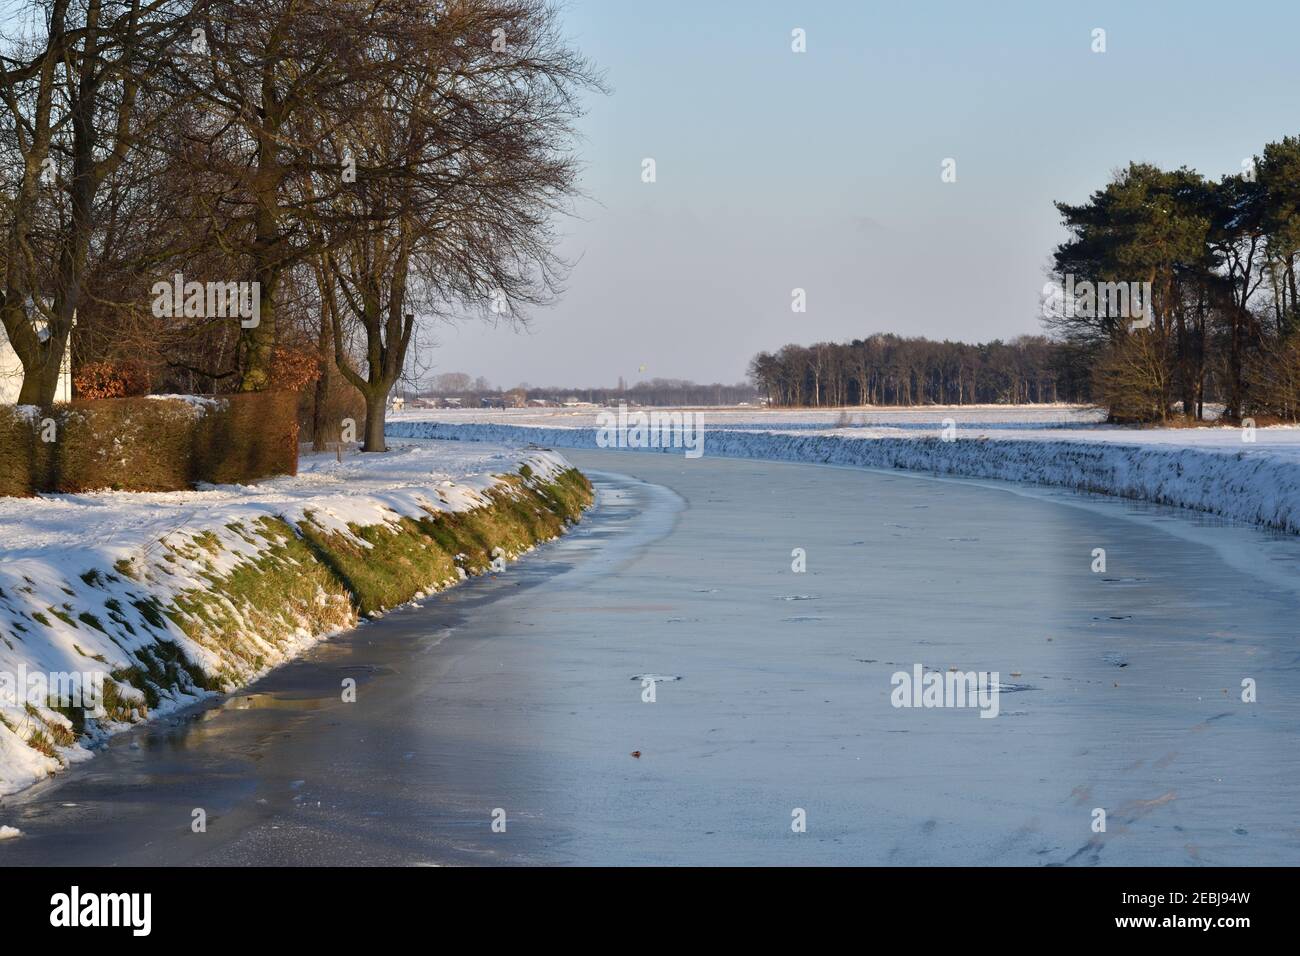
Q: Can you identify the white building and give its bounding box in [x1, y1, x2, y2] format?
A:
[0, 323, 73, 404]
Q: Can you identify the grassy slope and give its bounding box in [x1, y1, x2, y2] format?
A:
[0, 465, 592, 788]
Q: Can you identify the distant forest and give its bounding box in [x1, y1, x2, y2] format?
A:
[414, 372, 758, 407]
[754, 135, 1300, 421]
[748, 335, 1080, 407]
[545, 380, 759, 406]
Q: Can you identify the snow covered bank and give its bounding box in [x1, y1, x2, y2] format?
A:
[0, 442, 591, 796]
[387, 416, 1300, 535]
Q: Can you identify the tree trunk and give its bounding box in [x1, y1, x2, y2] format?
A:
[311, 311, 332, 451]
[239, 273, 277, 391]
[15, 334, 68, 406]
[1287, 257, 1298, 336]
[1228, 311, 1245, 420]
[363, 389, 387, 452]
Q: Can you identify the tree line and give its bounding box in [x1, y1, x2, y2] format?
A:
[1, 0, 599, 450]
[748, 334, 1079, 408]
[1048, 139, 1300, 423]
[415, 372, 757, 407]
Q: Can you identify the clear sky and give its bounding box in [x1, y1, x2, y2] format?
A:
[426, 0, 1300, 389]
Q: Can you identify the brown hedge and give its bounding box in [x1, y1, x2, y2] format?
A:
[0, 407, 52, 497]
[0, 392, 298, 497]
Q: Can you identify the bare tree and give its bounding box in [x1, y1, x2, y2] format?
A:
[1, 0, 195, 403]
[1092, 331, 1172, 423]
[309, 0, 602, 451]
[169, 0, 392, 391]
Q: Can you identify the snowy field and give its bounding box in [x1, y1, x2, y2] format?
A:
[391, 402, 1296, 450]
[395, 404, 1107, 429]
[388, 405, 1300, 534]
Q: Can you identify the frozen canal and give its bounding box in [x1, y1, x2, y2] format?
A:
[2, 449, 1298, 865]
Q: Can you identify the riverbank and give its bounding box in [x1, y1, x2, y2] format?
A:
[387, 407, 1300, 534]
[0, 442, 592, 797]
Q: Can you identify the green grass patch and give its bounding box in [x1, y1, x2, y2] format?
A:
[294, 468, 592, 616]
[130, 597, 166, 630]
[48, 606, 77, 628]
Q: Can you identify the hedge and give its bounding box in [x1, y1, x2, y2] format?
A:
[0, 392, 298, 497]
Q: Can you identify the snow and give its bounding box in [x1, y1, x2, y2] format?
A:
[143, 393, 225, 414]
[387, 406, 1300, 534]
[0, 440, 567, 556]
[0, 440, 576, 797]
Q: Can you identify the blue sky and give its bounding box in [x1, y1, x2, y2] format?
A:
[428, 0, 1300, 388]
